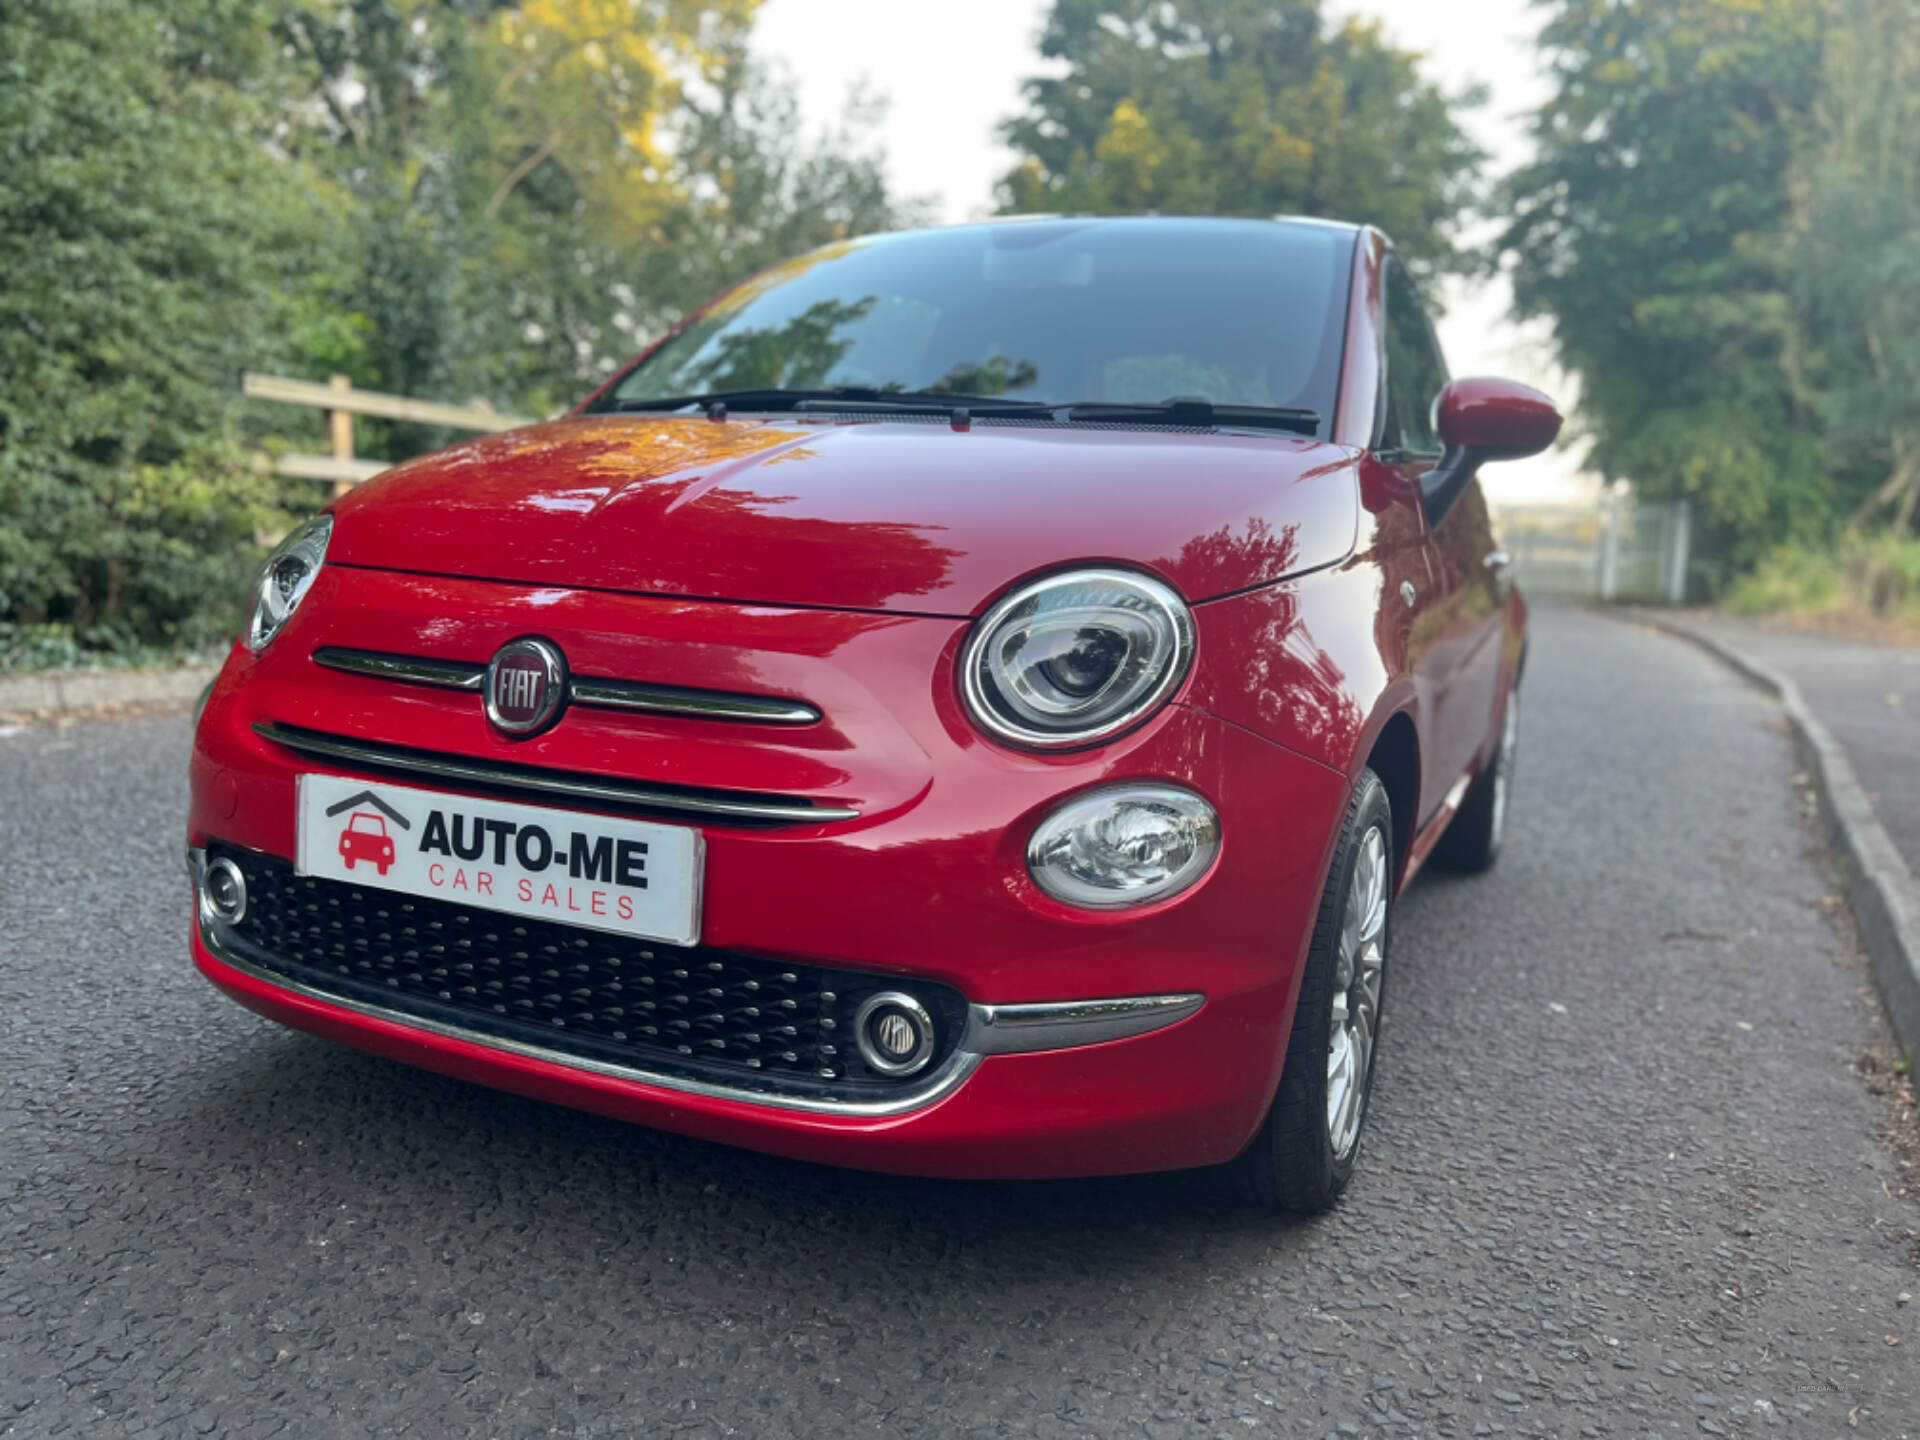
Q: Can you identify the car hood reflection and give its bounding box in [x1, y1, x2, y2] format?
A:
[328, 415, 1361, 615]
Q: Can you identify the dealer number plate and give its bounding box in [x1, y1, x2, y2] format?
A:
[295, 774, 702, 947]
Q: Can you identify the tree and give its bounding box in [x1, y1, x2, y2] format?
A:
[272, 3, 920, 439]
[1, 0, 924, 660]
[1787, 0, 1920, 534]
[1501, 0, 1828, 580]
[997, 0, 1485, 282]
[273, 0, 755, 430]
[642, 50, 931, 324]
[0, 0, 333, 655]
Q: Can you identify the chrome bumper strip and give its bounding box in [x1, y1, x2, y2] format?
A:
[312, 646, 821, 724]
[963, 994, 1206, 1054]
[188, 847, 1204, 1119]
[252, 720, 859, 824]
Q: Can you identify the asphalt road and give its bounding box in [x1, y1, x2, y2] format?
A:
[1673, 614, 1920, 878]
[3, 606, 1916, 1439]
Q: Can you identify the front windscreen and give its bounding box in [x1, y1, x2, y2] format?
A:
[594, 219, 1353, 431]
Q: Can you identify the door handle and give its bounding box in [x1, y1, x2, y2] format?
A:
[1484, 549, 1514, 600]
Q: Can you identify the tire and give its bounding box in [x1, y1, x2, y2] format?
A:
[1432, 682, 1519, 874]
[1233, 768, 1393, 1213]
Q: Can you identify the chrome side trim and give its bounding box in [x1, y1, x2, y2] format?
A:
[312, 646, 819, 724]
[252, 721, 860, 824]
[570, 678, 820, 725]
[188, 848, 1205, 1117]
[963, 993, 1205, 1055]
[313, 647, 485, 691]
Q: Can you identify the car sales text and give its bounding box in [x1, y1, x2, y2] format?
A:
[417, 809, 648, 920]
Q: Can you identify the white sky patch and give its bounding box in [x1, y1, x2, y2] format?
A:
[750, 0, 1597, 502]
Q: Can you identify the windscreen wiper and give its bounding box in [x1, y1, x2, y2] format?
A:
[611, 388, 1322, 435]
[1063, 399, 1322, 437]
[610, 387, 1054, 418]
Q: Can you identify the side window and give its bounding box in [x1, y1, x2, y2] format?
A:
[1379, 258, 1449, 458]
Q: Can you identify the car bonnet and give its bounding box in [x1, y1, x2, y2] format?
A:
[325, 414, 1361, 615]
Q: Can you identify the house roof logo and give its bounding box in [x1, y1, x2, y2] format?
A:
[323, 790, 411, 829]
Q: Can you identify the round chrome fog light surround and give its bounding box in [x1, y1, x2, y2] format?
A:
[201, 856, 248, 925]
[1027, 784, 1221, 910]
[853, 992, 937, 1077]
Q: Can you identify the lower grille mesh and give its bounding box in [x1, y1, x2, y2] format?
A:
[209, 845, 965, 1100]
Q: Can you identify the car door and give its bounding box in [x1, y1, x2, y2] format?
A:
[1423, 468, 1506, 787]
[1376, 257, 1498, 819]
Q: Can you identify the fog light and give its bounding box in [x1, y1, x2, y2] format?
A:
[1027, 784, 1220, 909]
[854, 992, 936, 1077]
[203, 856, 248, 924]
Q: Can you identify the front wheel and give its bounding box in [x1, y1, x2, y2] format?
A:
[1233, 769, 1393, 1213]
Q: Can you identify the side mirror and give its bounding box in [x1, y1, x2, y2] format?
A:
[1420, 377, 1562, 526]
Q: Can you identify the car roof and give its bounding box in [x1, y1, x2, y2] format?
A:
[869, 213, 1366, 242]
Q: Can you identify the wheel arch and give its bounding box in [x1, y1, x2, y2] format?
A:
[1362, 709, 1420, 884]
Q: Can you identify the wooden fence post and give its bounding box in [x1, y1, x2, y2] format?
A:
[327, 374, 355, 499]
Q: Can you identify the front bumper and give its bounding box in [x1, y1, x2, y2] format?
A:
[191, 912, 1293, 1179]
[190, 843, 1203, 1120]
[186, 571, 1351, 1177]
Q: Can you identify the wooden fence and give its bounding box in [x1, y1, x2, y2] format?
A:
[243, 372, 535, 495]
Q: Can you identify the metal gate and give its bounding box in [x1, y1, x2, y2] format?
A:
[1494, 496, 1691, 603]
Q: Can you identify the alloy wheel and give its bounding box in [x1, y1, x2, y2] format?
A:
[1326, 824, 1387, 1159]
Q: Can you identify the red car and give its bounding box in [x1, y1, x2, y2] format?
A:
[337, 812, 395, 875]
[187, 218, 1557, 1211]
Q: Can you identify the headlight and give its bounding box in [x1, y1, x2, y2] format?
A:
[961, 568, 1194, 747]
[1027, 785, 1220, 909]
[243, 515, 332, 651]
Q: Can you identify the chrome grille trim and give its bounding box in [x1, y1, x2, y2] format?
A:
[313, 647, 485, 691]
[569, 677, 819, 724]
[311, 646, 820, 724]
[252, 720, 860, 824]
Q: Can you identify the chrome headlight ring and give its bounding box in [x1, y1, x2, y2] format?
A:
[244, 515, 333, 652]
[960, 567, 1195, 749]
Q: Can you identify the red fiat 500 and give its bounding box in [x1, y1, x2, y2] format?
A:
[187, 217, 1558, 1210]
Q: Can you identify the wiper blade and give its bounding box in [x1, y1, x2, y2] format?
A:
[610, 387, 1053, 417]
[611, 388, 840, 414]
[796, 389, 1057, 417]
[609, 388, 1321, 435]
[1063, 399, 1322, 436]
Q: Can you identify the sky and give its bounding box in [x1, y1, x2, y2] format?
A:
[750, 0, 1594, 504]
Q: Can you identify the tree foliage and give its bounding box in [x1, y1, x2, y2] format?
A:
[0, 0, 920, 661]
[1504, 0, 1920, 582]
[272, 1, 913, 433]
[0, 0, 334, 655]
[1501, 0, 1828, 580]
[1786, 0, 1920, 532]
[997, 0, 1485, 282]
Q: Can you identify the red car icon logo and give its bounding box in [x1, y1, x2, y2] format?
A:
[338, 811, 397, 876]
